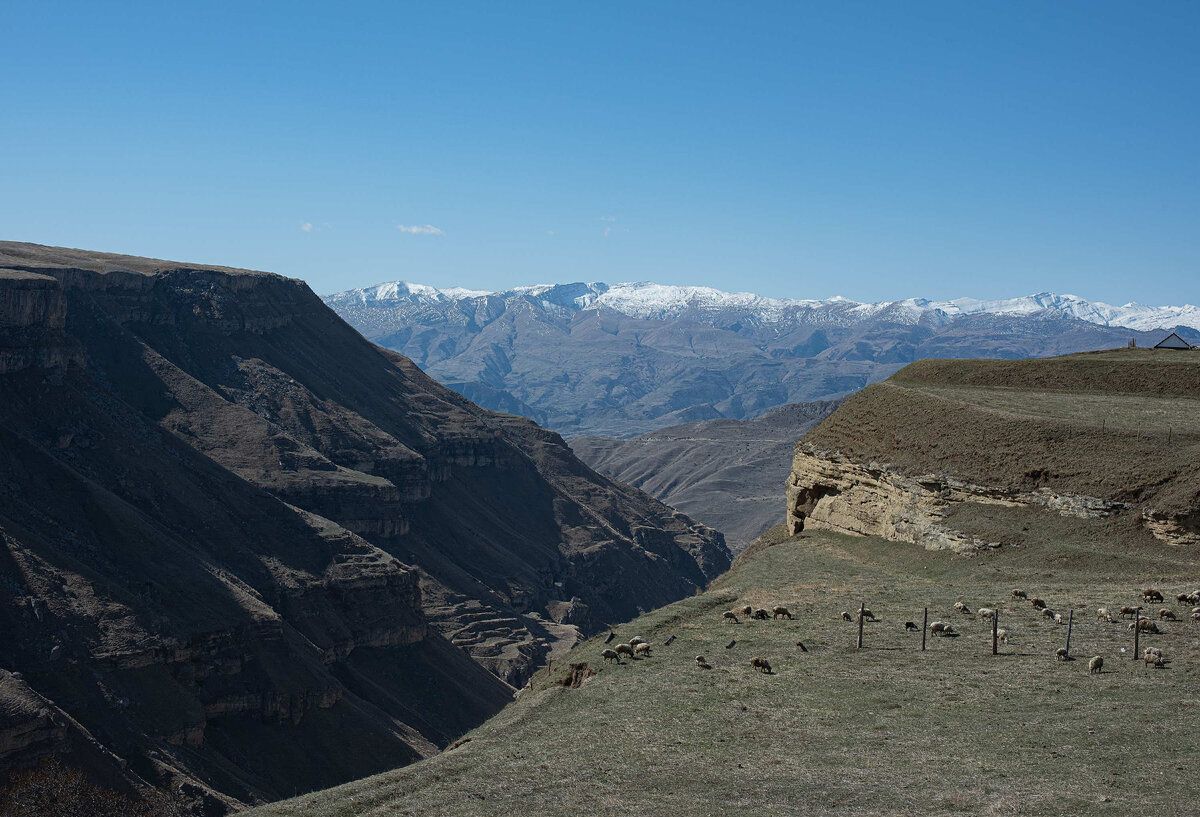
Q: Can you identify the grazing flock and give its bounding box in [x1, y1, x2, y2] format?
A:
[597, 584, 1200, 678]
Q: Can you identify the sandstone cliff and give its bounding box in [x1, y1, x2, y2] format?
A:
[786, 355, 1200, 553]
[0, 241, 729, 811]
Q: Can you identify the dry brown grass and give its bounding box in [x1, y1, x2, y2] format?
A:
[250, 527, 1200, 817]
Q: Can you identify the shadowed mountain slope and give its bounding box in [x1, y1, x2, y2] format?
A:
[0, 241, 728, 812]
[571, 401, 840, 551]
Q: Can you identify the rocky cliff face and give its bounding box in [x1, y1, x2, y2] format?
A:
[786, 446, 1138, 553]
[0, 241, 729, 811]
[786, 357, 1200, 552]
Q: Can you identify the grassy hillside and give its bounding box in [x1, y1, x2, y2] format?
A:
[804, 349, 1200, 514]
[251, 526, 1200, 817]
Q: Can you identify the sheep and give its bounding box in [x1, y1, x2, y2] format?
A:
[953, 602, 971, 614]
[749, 656, 772, 674]
[841, 611, 853, 622]
[1030, 598, 1047, 609]
[1119, 605, 1139, 619]
[1134, 619, 1160, 634]
[629, 636, 647, 646]
[722, 610, 740, 624]
[1144, 652, 1166, 669]
[1193, 611, 1200, 623]
[615, 643, 636, 659]
[1143, 589, 1164, 603]
[1096, 608, 1113, 623]
[1042, 608, 1057, 619]
[1158, 609, 1178, 621]
[904, 622, 919, 632]
[1055, 647, 1069, 661]
[1192, 606, 1200, 616]
[772, 606, 793, 620]
[752, 608, 771, 621]
[695, 655, 711, 669]
[739, 605, 753, 616]
[1144, 646, 1163, 659]
[1089, 656, 1103, 674]
[1188, 593, 1200, 605]
[996, 628, 1008, 644]
[929, 621, 953, 636]
[1176, 593, 1191, 604]
[601, 648, 621, 664]
[1011, 589, 1028, 599]
[1054, 612, 1065, 625]
[978, 607, 996, 621]
[634, 643, 652, 657]
[858, 607, 878, 622]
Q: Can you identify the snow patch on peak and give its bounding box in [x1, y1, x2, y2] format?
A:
[325, 278, 1200, 332]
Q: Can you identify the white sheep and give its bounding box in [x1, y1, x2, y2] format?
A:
[629, 636, 647, 646]
[1095, 608, 1113, 623]
[995, 628, 1008, 644]
[929, 621, 953, 636]
[634, 643, 652, 657]
[953, 602, 971, 614]
[1042, 608, 1056, 620]
[1158, 609, 1178, 621]
[978, 607, 996, 621]
[615, 643, 635, 659]
[1089, 656, 1103, 674]
[1054, 612, 1065, 625]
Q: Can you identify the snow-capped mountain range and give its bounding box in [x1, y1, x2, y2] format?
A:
[329, 281, 1200, 332]
[325, 279, 1198, 438]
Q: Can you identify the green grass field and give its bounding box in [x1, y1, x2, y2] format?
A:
[250, 525, 1200, 817]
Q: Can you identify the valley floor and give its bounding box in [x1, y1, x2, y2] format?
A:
[251, 524, 1200, 816]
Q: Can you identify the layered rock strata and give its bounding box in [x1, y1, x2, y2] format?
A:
[0, 241, 729, 810]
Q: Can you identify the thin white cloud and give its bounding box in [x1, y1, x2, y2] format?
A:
[301, 221, 314, 233]
[396, 224, 445, 235]
[599, 216, 617, 237]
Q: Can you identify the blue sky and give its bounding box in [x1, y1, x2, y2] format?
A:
[2, 2, 1198, 303]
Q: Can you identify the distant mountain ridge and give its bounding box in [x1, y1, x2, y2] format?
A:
[326, 279, 1199, 439]
[329, 280, 1200, 332]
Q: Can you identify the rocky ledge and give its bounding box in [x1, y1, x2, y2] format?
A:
[786, 445, 1196, 552]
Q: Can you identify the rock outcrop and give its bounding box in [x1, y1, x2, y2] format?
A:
[787, 445, 1133, 553]
[0, 241, 729, 811]
[787, 356, 1200, 552]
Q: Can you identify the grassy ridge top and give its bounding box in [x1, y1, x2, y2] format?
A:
[892, 349, 1200, 398]
[251, 526, 1200, 817]
[804, 351, 1200, 514]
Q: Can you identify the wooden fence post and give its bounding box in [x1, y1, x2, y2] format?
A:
[857, 601, 865, 649]
[1064, 609, 1074, 659]
[921, 607, 928, 652]
[992, 609, 998, 656]
[1133, 606, 1141, 659]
